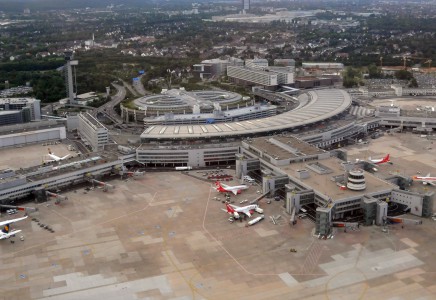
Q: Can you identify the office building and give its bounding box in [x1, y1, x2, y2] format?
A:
[78, 113, 108, 151]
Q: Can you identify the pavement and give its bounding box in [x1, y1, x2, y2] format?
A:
[0, 143, 76, 170]
[344, 132, 436, 194]
[1, 169, 436, 299]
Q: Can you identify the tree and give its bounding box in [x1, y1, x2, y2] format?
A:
[343, 67, 362, 88]
[367, 64, 382, 78]
[394, 70, 413, 81]
[409, 78, 418, 88]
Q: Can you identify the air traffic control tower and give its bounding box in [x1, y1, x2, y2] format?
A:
[64, 51, 79, 104]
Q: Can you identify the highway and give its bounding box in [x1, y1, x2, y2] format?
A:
[93, 82, 126, 124]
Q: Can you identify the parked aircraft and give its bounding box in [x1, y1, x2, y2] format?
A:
[224, 203, 263, 219]
[45, 148, 70, 162]
[215, 181, 248, 195]
[412, 173, 436, 186]
[369, 154, 391, 165]
[126, 171, 145, 178]
[0, 216, 27, 240]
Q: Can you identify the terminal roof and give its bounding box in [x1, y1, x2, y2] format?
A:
[140, 89, 352, 140]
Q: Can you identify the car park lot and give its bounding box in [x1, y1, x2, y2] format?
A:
[1, 172, 436, 299]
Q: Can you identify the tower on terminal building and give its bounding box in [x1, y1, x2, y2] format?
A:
[64, 51, 79, 104]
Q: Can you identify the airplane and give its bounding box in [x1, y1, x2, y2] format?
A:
[45, 148, 70, 162]
[0, 216, 28, 240]
[223, 203, 263, 219]
[126, 171, 145, 178]
[368, 154, 391, 165]
[215, 181, 248, 195]
[412, 173, 436, 186]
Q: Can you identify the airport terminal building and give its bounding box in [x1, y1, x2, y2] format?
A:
[137, 89, 352, 167]
[235, 135, 433, 235]
[0, 87, 435, 235]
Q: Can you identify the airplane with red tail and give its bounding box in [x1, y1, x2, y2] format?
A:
[215, 181, 248, 195]
[412, 173, 436, 186]
[369, 154, 390, 165]
[224, 203, 263, 219]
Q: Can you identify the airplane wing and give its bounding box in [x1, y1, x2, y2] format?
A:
[241, 209, 252, 218]
[0, 216, 28, 227]
[231, 190, 238, 195]
[61, 154, 70, 160]
[428, 181, 436, 186]
[0, 229, 21, 240]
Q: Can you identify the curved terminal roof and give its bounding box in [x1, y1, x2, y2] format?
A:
[134, 89, 243, 111]
[140, 89, 351, 140]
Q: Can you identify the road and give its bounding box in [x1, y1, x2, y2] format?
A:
[131, 75, 149, 96]
[93, 83, 126, 124]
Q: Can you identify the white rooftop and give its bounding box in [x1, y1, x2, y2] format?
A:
[140, 89, 351, 140]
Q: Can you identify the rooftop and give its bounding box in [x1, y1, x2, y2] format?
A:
[246, 135, 324, 159]
[79, 112, 107, 129]
[0, 97, 39, 104]
[140, 89, 352, 140]
[134, 89, 243, 111]
[281, 157, 396, 201]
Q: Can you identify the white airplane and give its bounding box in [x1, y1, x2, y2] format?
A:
[369, 154, 391, 165]
[0, 216, 28, 240]
[412, 173, 436, 186]
[45, 148, 70, 162]
[224, 203, 263, 219]
[215, 181, 248, 195]
[126, 171, 145, 178]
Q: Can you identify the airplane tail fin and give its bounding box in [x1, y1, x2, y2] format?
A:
[226, 203, 235, 213]
[384, 154, 390, 162]
[1, 224, 10, 234]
